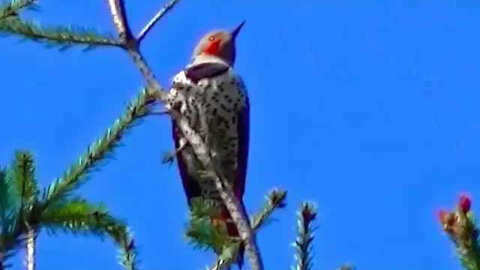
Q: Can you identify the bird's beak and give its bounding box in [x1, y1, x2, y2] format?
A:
[231, 21, 246, 40]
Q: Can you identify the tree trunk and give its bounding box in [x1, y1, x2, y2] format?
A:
[25, 227, 36, 270]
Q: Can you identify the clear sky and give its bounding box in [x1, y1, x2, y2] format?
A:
[1, 1, 479, 269]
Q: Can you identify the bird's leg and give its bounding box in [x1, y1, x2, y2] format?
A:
[162, 138, 187, 165]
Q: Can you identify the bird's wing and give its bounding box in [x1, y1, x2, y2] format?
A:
[170, 72, 202, 205]
[172, 122, 201, 205]
[234, 77, 249, 199]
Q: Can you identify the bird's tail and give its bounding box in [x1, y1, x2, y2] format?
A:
[216, 205, 246, 269]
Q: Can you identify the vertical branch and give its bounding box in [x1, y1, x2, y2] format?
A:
[24, 227, 36, 270]
[107, 0, 163, 93]
[213, 177, 263, 270]
[293, 203, 317, 270]
[107, 0, 133, 43]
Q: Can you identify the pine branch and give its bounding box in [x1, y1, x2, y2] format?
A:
[38, 197, 138, 270]
[0, 211, 21, 269]
[39, 198, 111, 236]
[40, 88, 157, 211]
[137, 0, 180, 44]
[0, 18, 121, 49]
[0, 0, 37, 21]
[10, 151, 37, 219]
[293, 203, 317, 270]
[9, 151, 38, 270]
[439, 195, 480, 270]
[113, 227, 139, 270]
[0, 168, 17, 225]
[251, 189, 287, 230]
[186, 198, 230, 253]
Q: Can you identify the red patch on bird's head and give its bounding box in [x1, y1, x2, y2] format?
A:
[201, 33, 224, 56]
[203, 39, 221, 56]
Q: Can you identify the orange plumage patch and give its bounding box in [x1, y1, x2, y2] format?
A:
[204, 39, 221, 56]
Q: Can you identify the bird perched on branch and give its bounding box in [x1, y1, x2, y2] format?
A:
[165, 22, 249, 261]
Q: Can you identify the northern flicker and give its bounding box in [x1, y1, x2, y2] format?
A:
[166, 22, 249, 246]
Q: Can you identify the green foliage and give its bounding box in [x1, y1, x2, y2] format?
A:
[114, 227, 139, 270]
[39, 197, 139, 270]
[0, 168, 17, 223]
[10, 151, 37, 216]
[186, 198, 231, 253]
[0, 87, 156, 269]
[439, 196, 480, 270]
[41, 88, 155, 210]
[0, 0, 119, 49]
[0, 0, 37, 21]
[292, 203, 317, 270]
[0, 18, 121, 50]
[40, 198, 109, 236]
[0, 147, 142, 270]
[0, 168, 20, 264]
[0, 152, 37, 263]
[251, 189, 287, 230]
[451, 211, 480, 270]
[208, 190, 287, 270]
[458, 212, 480, 270]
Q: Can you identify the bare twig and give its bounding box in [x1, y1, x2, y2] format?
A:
[107, 0, 163, 93]
[137, 0, 180, 44]
[106, 1, 264, 270]
[107, 0, 133, 43]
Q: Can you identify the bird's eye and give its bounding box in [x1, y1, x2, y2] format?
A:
[208, 36, 215, 41]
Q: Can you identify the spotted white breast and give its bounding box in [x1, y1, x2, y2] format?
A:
[167, 68, 249, 202]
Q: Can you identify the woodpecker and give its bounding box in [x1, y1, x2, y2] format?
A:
[166, 22, 249, 250]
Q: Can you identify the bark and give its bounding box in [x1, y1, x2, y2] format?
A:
[25, 227, 36, 270]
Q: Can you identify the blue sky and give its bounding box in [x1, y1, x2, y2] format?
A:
[1, 0, 480, 269]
